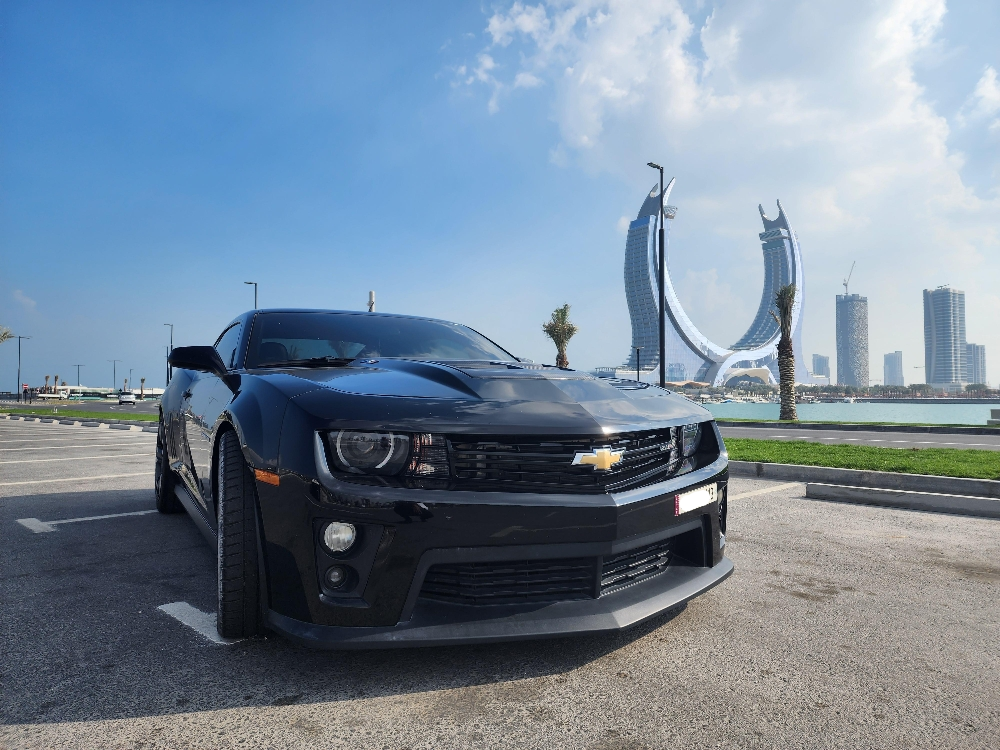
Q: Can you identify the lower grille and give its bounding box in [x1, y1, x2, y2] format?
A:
[420, 558, 596, 605]
[601, 538, 674, 594]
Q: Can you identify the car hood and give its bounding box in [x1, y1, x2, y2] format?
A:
[255, 359, 712, 436]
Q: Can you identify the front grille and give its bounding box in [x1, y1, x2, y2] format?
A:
[600, 538, 674, 594]
[420, 558, 596, 605]
[449, 429, 684, 494]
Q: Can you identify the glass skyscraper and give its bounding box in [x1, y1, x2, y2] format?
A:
[923, 287, 966, 387]
[836, 294, 869, 387]
[812, 354, 830, 378]
[884, 351, 903, 386]
[966, 343, 987, 385]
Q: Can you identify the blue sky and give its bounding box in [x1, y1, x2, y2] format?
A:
[2, 1, 998, 390]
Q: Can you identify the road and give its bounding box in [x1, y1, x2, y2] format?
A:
[1, 418, 997, 749]
[720, 423, 1000, 451]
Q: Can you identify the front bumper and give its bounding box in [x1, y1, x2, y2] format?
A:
[267, 555, 733, 649]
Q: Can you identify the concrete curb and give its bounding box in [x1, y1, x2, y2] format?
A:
[0, 413, 158, 433]
[729, 460, 1000, 499]
[805, 483, 1000, 520]
[717, 420, 1000, 436]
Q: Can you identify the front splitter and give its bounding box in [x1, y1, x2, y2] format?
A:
[267, 558, 734, 649]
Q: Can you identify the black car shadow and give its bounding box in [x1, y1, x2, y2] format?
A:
[1, 488, 688, 726]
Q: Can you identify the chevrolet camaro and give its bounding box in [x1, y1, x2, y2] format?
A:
[157, 309, 732, 647]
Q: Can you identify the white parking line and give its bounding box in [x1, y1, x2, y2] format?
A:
[157, 602, 241, 645]
[0, 471, 151, 487]
[0, 442, 153, 452]
[0, 436, 153, 444]
[728, 482, 804, 500]
[16, 509, 158, 533]
[0, 453, 154, 465]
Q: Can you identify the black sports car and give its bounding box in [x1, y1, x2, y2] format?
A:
[158, 309, 732, 647]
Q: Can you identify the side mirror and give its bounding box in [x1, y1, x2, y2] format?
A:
[168, 346, 228, 378]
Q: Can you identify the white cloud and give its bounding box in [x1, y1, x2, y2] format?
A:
[461, 0, 1000, 379]
[958, 65, 1000, 131]
[13, 289, 36, 312]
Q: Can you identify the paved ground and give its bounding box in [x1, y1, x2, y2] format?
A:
[1, 418, 998, 749]
[720, 423, 1000, 451]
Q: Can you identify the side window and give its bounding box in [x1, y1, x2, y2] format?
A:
[214, 323, 243, 370]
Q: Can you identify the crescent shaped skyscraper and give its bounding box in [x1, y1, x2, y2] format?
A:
[620, 180, 817, 386]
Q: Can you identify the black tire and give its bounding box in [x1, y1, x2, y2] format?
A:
[155, 417, 183, 514]
[217, 430, 262, 638]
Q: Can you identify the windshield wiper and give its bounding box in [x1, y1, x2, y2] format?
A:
[260, 356, 358, 368]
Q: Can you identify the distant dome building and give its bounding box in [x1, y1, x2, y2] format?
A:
[616, 180, 820, 386]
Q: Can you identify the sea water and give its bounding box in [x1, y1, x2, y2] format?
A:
[702, 401, 1000, 425]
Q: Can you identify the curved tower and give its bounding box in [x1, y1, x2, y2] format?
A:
[621, 181, 815, 386]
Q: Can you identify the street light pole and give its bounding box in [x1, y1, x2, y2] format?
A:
[128, 368, 134, 392]
[164, 323, 174, 385]
[73, 364, 84, 386]
[634, 346, 643, 383]
[16, 336, 31, 403]
[245, 281, 258, 309]
[647, 162, 666, 388]
[109, 359, 122, 392]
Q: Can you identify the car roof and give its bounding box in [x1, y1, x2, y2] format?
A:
[236, 309, 462, 326]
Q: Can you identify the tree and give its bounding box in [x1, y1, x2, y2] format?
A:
[769, 284, 797, 420]
[542, 304, 578, 369]
[0, 326, 12, 345]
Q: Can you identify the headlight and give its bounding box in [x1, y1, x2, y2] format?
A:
[682, 423, 701, 457]
[325, 430, 450, 479]
[331, 430, 409, 475]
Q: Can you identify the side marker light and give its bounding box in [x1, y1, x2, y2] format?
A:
[254, 468, 280, 486]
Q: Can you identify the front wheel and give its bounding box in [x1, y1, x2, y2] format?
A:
[217, 430, 262, 638]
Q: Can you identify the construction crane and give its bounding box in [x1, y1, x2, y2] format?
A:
[842, 261, 856, 295]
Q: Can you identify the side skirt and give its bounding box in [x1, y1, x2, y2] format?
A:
[173, 484, 216, 547]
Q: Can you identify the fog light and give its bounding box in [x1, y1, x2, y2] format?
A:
[324, 565, 347, 589]
[322, 521, 356, 553]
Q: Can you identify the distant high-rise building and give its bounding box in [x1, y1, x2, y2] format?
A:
[884, 351, 904, 386]
[812, 354, 830, 378]
[966, 343, 987, 385]
[923, 287, 966, 387]
[836, 294, 869, 387]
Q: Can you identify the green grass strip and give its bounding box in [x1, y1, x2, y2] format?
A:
[716, 417, 1000, 428]
[726, 438, 1000, 480]
[2, 408, 158, 422]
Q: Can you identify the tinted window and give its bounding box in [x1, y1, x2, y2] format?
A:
[245, 312, 513, 368]
[214, 323, 243, 369]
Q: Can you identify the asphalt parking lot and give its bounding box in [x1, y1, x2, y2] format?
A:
[1, 418, 998, 749]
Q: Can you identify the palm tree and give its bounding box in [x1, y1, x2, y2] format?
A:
[542, 304, 578, 369]
[769, 284, 797, 420]
[140, 377, 146, 398]
[0, 326, 12, 345]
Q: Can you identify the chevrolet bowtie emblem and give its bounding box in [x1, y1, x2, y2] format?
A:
[572, 447, 624, 471]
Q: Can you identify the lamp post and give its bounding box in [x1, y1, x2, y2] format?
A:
[164, 323, 174, 385]
[16, 336, 31, 403]
[647, 162, 666, 388]
[128, 368, 134, 392]
[245, 281, 258, 309]
[634, 346, 643, 383]
[108, 360, 122, 392]
[73, 364, 84, 386]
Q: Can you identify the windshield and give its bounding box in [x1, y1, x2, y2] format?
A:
[244, 312, 516, 368]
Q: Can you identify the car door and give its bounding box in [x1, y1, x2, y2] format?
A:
[182, 322, 243, 519]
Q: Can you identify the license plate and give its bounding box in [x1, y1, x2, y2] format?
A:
[675, 484, 717, 515]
